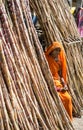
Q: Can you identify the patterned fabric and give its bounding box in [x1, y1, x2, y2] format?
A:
[76, 8, 83, 37]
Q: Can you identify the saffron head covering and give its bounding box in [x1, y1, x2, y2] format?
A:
[45, 42, 64, 55]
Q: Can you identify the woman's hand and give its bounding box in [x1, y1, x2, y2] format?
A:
[60, 77, 68, 92]
[56, 86, 68, 92]
[60, 86, 68, 92]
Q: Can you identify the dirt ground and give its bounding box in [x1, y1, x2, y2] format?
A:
[72, 110, 83, 130]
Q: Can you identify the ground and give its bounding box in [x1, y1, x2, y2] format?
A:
[72, 110, 83, 130]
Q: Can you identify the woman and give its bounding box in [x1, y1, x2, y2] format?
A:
[45, 42, 72, 120]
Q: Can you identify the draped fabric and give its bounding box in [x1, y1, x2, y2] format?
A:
[45, 42, 67, 82]
[76, 8, 83, 37]
[45, 42, 72, 120]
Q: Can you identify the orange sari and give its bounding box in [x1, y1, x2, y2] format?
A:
[45, 42, 72, 120]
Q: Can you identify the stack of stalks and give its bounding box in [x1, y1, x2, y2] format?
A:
[0, 0, 75, 129]
[29, 0, 83, 116]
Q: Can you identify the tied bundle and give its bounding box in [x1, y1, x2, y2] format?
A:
[0, 0, 75, 130]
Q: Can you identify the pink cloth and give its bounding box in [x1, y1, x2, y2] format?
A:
[76, 8, 83, 37]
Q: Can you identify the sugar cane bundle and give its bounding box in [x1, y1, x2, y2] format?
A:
[29, 0, 83, 116]
[49, 0, 83, 105]
[48, 0, 80, 39]
[0, 0, 75, 130]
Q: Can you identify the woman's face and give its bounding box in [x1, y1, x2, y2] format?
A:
[50, 47, 61, 58]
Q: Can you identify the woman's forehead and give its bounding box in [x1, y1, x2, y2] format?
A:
[53, 47, 61, 51]
[54, 47, 61, 49]
[50, 47, 61, 54]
